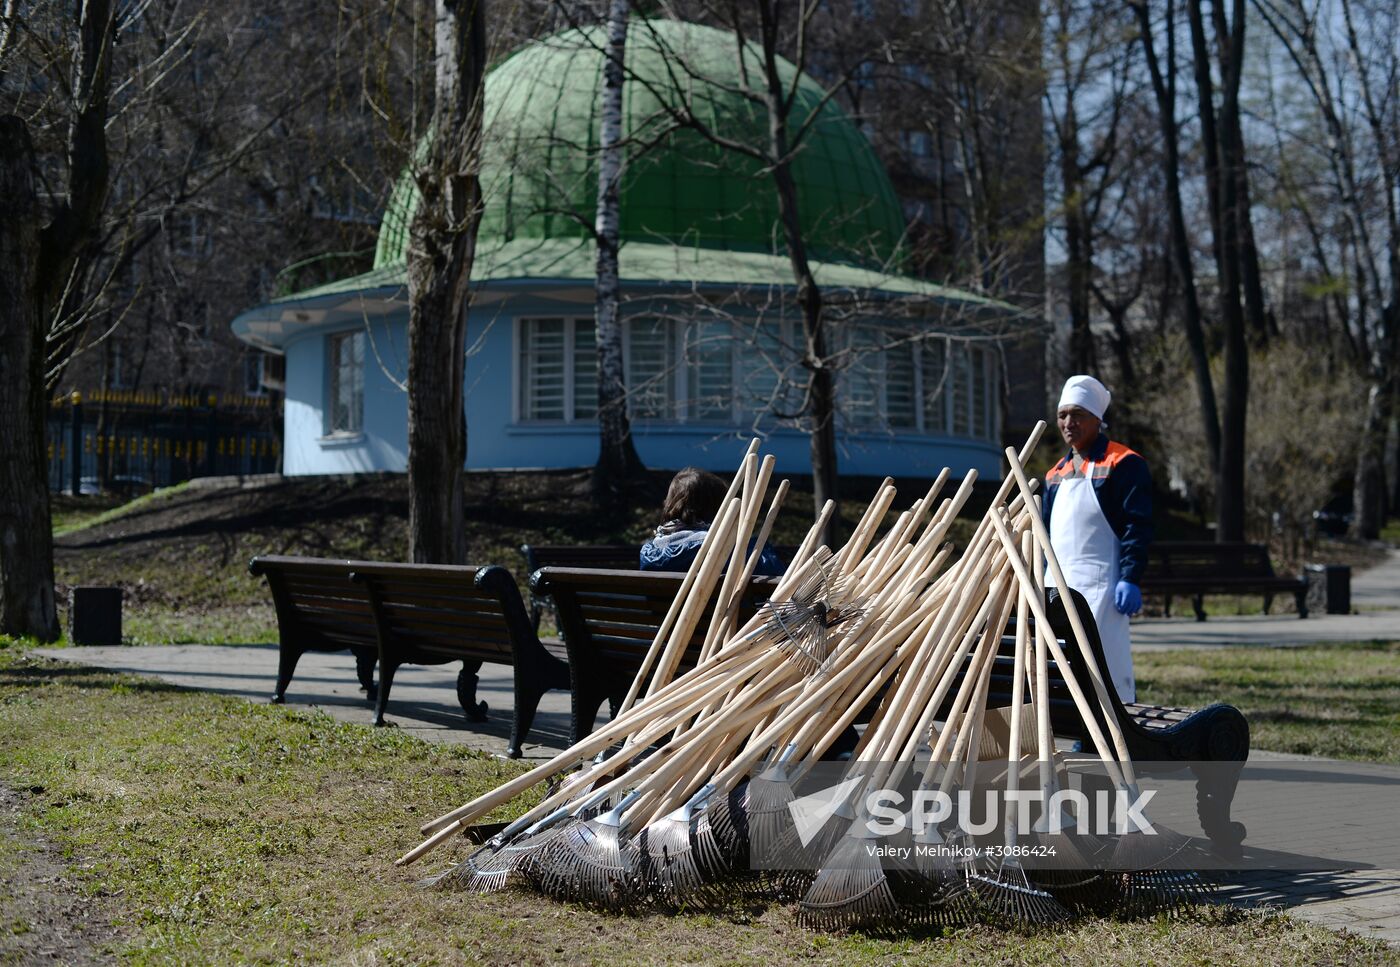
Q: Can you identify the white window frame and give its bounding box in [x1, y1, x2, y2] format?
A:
[514, 316, 597, 424]
[623, 316, 740, 425]
[326, 330, 364, 436]
[681, 318, 736, 424]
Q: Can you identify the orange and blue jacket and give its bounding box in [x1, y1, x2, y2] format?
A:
[1041, 433, 1154, 585]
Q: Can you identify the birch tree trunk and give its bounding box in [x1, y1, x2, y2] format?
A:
[406, 0, 487, 564]
[591, 0, 644, 501]
[754, 1, 839, 546]
[0, 117, 59, 641]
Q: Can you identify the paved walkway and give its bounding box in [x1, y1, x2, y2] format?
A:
[1133, 548, 1400, 649]
[32, 553, 1400, 945]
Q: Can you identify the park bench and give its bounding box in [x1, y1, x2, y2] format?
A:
[248, 555, 569, 758]
[519, 542, 799, 632]
[1139, 541, 1308, 621]
[529, 566, 780, 743]
[981, 588, 1250, 857]
[519, 545, 643, 632]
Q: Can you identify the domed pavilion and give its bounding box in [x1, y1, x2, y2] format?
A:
[231, 19, 1019, 478]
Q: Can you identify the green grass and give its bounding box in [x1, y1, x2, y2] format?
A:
[51, 482, 192, 538]
[1381, 518, 1400, 547]
[0, 646, 1395, 964]
[1137, 641, 1400, 763]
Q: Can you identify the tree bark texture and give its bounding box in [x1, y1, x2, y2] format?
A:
[1055, 69, 1097, 374]
[406, 0, 486, 565]
[37, 0, 114, 359]
[0, 117, 60, 640]
[1134, 0, 1221, 470]
[591, 0, 644, 500]
[754, 1, 839, 546]
[1188, 0, 1248, 542]
[1211, 0, 1272, 345]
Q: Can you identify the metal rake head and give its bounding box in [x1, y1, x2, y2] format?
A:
[968, 858, 1073, 929]
[638, 787, 730, 908]
[797, 826, 900, 932]
[744, 748, 803, 870]
[705, 780, 751, 869]
[1111, 869, 1217, 918]
[887, 867, 976, 929]
[533, 793, 643, 911]
[433, 831, 554, 894]
[1103, 819, 1195, 873]
[1023, 826, 1112, 913]
[753, 565, 865, 677]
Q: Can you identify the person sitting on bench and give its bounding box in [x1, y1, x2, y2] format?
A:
[640, 467, 785, 575]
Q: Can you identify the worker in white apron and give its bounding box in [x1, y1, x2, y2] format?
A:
[1043, 376, 1154, 704]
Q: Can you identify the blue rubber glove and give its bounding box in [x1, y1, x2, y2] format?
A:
[1114, 581, 1142, 616]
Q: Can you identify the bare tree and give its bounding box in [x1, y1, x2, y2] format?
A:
[590, 0, 646, 501]
[1254, 0, 1400, 538]
[1132, 0, 1221, 471]
[0, 117, 59, 639]
[406, 0, 487, 564]
[0, 0, 117, 639]
[1044, 0, 1136, 374]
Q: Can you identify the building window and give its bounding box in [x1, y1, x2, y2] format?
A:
[920, 337, 948, 433]
[841, 326, 882, 428]
[109, 342, 131, 390]
[886, 336, 917, 429]
[625, 317, 676, 421]
[905, 129, 932, 158]
[683, 320, 734, 422]
[931, 341, 999, 440]
[517, 317, 597, 422]
[737, 320, 798, 420]
[173, 212, 212, 258]
[906, 336, 1000, 441]
[244, 354, 267, 396]
[327, 331, 364, 435]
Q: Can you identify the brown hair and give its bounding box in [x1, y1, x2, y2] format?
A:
[661, 467, 727, 526]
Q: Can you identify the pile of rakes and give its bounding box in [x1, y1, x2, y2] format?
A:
[398, 424, 1214, 931]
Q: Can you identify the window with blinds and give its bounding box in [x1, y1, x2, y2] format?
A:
[841, 326, 882, 428]
[514, 315, 999, 440]
[684, 320, 733, 422]
[626, 317, 675, 421]
[885, 334, 917, 429]
[517, 318, 597, 422]
[736, 320, 802, 422]
[920, 337, 948, 434]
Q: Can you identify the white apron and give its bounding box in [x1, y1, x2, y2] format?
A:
[1048, 460, 1136, 704]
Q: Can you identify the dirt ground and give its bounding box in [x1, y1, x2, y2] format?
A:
[0, 785, 124, 964]
[49, 469, 929, 629]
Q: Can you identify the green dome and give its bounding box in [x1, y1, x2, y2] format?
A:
[374, 20, 906, 271]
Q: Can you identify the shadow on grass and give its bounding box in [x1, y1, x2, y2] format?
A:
[0, 663, 187, 694]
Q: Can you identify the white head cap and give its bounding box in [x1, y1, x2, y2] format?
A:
[1057, 375, 1111, 421]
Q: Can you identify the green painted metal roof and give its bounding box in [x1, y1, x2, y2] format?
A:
[230, 236, 1013, 353]
[275, 237, 1006, 304]
[374, 19, 907, 270]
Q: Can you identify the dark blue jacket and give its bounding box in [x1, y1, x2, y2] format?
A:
[639, 523, 785, 577]
[1041, 433, 1154, 585]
